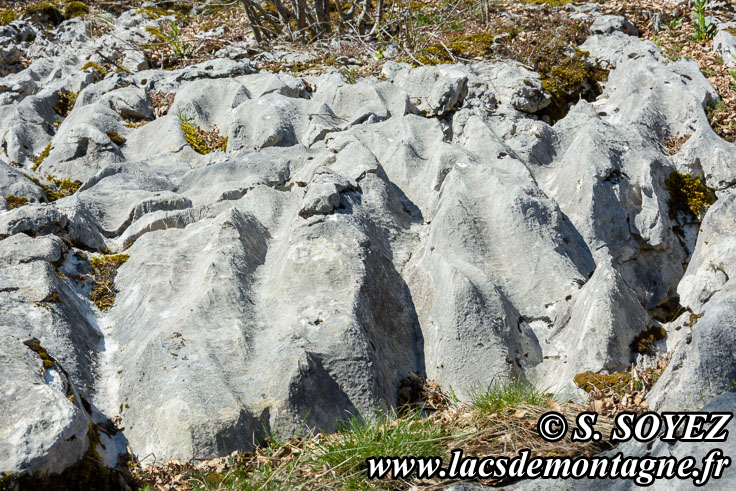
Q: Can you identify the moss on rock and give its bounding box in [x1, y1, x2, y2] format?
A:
[0, 9, 16, 26]
[31, 143, 52, 171]
[89, 253, 129, 310]
[574, 371, 642, 395]
[631, 326, 668, 356]
[23, 2, 65, 26]
[63, 1, 89, 20]
[81, 61, 109, 77]
[4, 195, 29, 209]
[54, 90, 78, 117]
[23, 338, 54, 368]
[26, 174, 82, 202]
[106, 130, 126, 145]
[180, 119, 227, 154]
[665, 170, 716, 220]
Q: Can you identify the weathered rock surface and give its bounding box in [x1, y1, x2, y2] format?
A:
[2, 6, 736, 482]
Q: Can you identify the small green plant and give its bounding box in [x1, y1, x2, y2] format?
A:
[667, 17, 683, 30]
[165, 23, 191, 59]
[692, 0, 716, 41]
[471, 378, 550, 414]
[729, 56, 736, 87]
[725, 380, 736, 392]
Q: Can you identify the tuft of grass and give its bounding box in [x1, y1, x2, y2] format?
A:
[311, 410, 449, 487]
[4, 195, 29, 209]
[89, 253, 129, 310]
[135, 377, 621, 489]
[471, 378, 550, 415]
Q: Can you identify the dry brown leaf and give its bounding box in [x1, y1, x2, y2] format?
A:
[546, 399, 562, 412]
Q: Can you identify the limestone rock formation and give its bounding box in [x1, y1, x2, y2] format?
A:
[1, 6, 736, 483]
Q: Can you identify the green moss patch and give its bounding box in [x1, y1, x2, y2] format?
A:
[31, 143, 52, 171]
[4, 195, 29, 209]
[106, 130, 126, 145]
[136, 4, 190, 20]
[180, 117, 227, 154]
[89, 253, 129, 310]
[23, 2, 64, 26]
[422, 32, 497, 62]
[631, 326, 667, 356]
[25, 174, 82, 202]
[540, 48, 605, 123]
[0, 9, 16, 26]
[574, 371, 643, 395]
[665, 170, 716, 220]
[54, 90, 78, 117]
[523, 0, 572, 5]
[46, 175, 82, 199]
[144, 25, 168, 43]
[411, 9, 603, 121]
[81, 61, 109, 77]
[63, 1, 89, 19]
[23, 338, 55, 369]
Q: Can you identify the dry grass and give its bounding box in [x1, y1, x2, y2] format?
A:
[132, 378, 623, 490]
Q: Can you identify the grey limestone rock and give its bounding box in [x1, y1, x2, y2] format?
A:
[3, 5, 736, 483]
